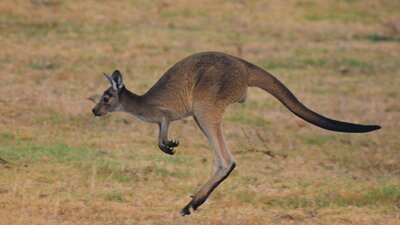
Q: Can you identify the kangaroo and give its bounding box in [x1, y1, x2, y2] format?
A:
[92, 51, 380, 216]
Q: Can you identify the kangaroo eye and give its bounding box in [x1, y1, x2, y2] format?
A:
[103, 98, 109, 103]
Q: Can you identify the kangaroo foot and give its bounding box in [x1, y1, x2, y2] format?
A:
[181, 199, 194, 216]
[180, 196, 206, 216]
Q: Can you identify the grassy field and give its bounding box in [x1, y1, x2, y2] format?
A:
[0, 0, 399, 224]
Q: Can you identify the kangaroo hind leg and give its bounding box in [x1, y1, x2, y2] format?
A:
[181, 110, 236, 216]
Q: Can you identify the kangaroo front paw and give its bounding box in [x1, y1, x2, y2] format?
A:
[159, 139, 179, 155]
[159, 144, 176, 155]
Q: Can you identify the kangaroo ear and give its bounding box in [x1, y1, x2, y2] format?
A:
[111, 70, 124, 90]
[104, 73, 118, 92]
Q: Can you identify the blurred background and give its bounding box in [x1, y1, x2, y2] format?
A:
[0, 0, 399, 224]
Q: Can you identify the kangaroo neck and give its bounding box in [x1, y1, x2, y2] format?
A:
[119, 86, 155, 121]
[118, 86, 141, 111]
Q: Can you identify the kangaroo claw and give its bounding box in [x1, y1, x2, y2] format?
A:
[167, 139, 179, 148]
[159, 138, 179, 155]
[158, 144, 176, 155]
[180, 196, 204, 216]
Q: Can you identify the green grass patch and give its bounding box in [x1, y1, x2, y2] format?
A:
[258, 60, 291, 70]
[302, 3, 377, 23]
[0, 143, 115, 169]
[33, 111, 64, 125]
[28, 58, 61, 71]
[146, 153, 193, 166]
[258, 55, 388, 75]
[236, 190, 258, 204]
[0, 131, 16, 145]
[0, 12, 130, 42]
[367, 34, 400, 42]
[337, 58, 370, 69]
[160, 7, 207, 19]
[0, 130, 37, 147]
[264, 184, 400, 209]
[225, 106, 268, 126]
[303, 58, 328, 67]
[112, 173, 132, 184]
[104, 192, 124, 202]
[303, 135, 336, 146]
[139, 164, 190, 179]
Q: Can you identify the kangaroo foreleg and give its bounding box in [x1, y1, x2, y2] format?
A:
[158, 120, 179, 155]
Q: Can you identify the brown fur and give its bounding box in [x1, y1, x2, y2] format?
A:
[92, 51, 380, 216]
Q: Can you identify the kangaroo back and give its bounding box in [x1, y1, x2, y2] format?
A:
[247, 63, 380, 133]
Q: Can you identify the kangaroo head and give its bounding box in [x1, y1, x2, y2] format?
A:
[92, 70, 124, 117]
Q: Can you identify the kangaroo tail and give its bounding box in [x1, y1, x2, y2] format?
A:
[246, 63, 380, 133]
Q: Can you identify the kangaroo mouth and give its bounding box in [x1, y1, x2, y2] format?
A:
[92, 109, 106, 117]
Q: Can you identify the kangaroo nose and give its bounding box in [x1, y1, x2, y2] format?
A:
[92, 109, 97, 116]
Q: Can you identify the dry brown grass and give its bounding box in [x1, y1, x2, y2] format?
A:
[0, 0, 399, 224]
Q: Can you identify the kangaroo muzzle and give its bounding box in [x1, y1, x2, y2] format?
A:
[92, 108, 106, 117]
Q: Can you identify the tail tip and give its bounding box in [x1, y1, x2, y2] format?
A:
[367, 125, 381, 132]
